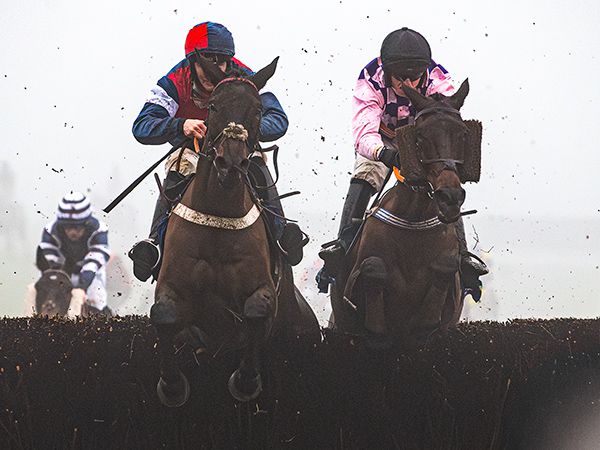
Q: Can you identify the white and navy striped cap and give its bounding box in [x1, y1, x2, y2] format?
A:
[56, 191, 92, 225]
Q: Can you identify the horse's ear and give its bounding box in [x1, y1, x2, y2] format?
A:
[248, 57, 279, 91]
[403, 84, 436, 112]
[195, 53, 227, 86]
[448, 78, 470, 110]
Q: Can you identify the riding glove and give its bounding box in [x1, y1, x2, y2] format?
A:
[378, 146, 399, 169]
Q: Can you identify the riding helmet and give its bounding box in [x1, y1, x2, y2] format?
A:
[380, 27, 432, 81]
[185, 22, 235, 58]
[56, 191, 92, 226]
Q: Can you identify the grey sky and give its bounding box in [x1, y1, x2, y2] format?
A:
[1, 0, 599, 321]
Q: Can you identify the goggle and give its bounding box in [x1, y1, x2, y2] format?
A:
[390, 69, 426, 82]
[195, 50, 231, 65]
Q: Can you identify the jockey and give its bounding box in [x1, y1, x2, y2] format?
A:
[128, 21, 307, 282]
[318, 27, 488, 294]
[35, 191, 112, 315]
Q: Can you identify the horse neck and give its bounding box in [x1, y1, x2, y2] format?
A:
[186, 157, 254, 217]
[382, 183, 438, 221]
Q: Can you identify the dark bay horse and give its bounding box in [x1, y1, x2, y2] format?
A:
[330, 80, 482, 343]
[151, 56, 320, 406]
[34, 269, 73, 317]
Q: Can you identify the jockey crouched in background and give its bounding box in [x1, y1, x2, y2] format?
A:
[128, 21, 307, 282]
[29, 191, 112, 316]
[317, 27, 488, 298]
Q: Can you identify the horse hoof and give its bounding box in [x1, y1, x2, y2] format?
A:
[228, 369, 262, 402]
[156, 371, 190, 408]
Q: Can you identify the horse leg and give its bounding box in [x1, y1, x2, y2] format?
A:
[150, 290, 190, 408]
[228, 286, 274, 402]
[411, 255, 459, 339]
[343, 256, 389, 335]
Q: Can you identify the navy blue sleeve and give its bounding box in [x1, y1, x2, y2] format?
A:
[132, 76, 186, 146]
[132, 103, 186, 146]
[259, 92, 288, 142]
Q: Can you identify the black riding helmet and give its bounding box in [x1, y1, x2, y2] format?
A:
[381, 27, 432, 84]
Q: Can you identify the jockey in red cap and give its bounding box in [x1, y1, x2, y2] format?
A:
[128, 22, 307, 282]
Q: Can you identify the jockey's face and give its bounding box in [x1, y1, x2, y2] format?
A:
[391, 74, 423, 97]
[63, 225, 86, 241]
[194, 60, 227, 93]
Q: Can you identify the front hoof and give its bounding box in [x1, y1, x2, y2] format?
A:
[156, 371, 190, 408]
[228, 369, 262, 402]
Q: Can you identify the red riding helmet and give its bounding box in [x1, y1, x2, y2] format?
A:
[185, 21, 235, 58]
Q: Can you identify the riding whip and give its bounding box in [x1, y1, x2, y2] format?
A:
[103, 139, 191, 213]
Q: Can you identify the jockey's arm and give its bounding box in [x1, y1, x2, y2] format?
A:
[258, 92, 288, 142]
[77, 222, 111, 291]
[351, 76, 386, 161]
[132, 77, 186, 146]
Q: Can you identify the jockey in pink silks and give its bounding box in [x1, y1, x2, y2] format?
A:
[317, 27, 488, 297]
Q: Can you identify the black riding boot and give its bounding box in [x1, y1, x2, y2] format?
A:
[316, 179, 375, 292]
[128, 171, 187, 282]
[456, 217, 489, 302]
[249, 155, 308, 266]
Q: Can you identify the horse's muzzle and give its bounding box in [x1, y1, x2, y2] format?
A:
[434, 187, 465, 223]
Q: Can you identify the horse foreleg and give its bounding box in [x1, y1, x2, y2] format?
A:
[411, 255, 459, 339]
[344, 256, 389, 336]
[150, 291, 190, 408]
[228, 286, 274, 402]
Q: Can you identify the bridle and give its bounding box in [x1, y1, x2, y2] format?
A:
[393, 105, 466, 198]
[193, 77, 261, 160]
[414, 105, 465, 179]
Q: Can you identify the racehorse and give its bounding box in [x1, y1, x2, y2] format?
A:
[330, 80, 482, 343]
[151, 56, 320, 407]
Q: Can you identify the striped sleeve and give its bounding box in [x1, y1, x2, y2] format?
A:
[78, 221, 111, 290]
[36, 223, 65, 270]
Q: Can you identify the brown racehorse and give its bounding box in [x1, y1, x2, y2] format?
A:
[151, 56, 320, 406]
[34, 269, 73, 317]
[330, 80, 482, 344]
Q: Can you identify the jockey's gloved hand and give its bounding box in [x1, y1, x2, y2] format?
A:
[378, 146, 399, 169]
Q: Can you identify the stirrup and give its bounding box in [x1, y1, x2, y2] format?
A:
[128, 239, 161, 282]
[278, 223, 309, 266]
[461, 252, 489, 277]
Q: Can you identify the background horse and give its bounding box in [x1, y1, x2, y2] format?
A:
[330, 80, 482, 343]
[31, 269, 74, 317]
[151, 56, 320, 407]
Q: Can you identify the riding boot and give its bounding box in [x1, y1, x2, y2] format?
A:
[128, 171, 187, 282]
[249, 155, 308, 266]
[316, 179, 375, 292]
[456, 216, 489, 302]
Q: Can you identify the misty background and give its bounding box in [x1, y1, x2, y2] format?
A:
[1, 0, 598, 322]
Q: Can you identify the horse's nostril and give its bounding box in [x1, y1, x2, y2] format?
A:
[435, 188, 465, 205]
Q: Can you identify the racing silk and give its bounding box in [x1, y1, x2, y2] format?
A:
[36, 215, 111, 291]
[132, 57, 288, 148]
[352, 57, 457, 160]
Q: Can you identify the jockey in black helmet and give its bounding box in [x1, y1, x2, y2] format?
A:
[317, 27, 488, 297]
